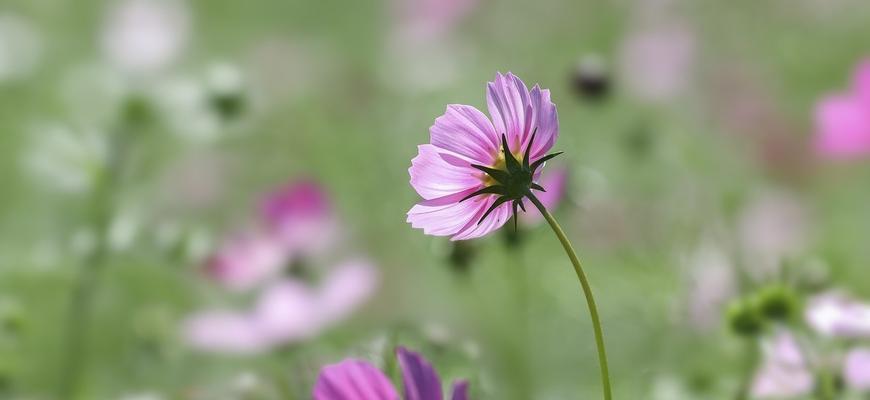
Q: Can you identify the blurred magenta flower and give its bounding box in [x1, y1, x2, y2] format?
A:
[806, 292, 870, 338]
[102, 0, 189, 74]
[204, 232, 286, 292]
[814, 59, 870, 159]
[407, 72, 559, 240]
[260, 180, 339, 257]
[184, 259, 378, 354]
[518, 166, 568, 226]
[845, 349, 870, 390]
[313, 347, 469, 400]
[751, 331, 814, 398]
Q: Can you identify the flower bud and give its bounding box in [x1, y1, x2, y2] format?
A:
[726, 298, 764, 337]
[757, 285, 800, 322]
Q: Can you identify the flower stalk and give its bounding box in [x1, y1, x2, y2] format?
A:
[525, 192, 613, 400]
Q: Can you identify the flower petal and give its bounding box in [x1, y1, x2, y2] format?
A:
[450, 194, 511, 241]
[407, 189, 489, 237]
[318, 259, 378, 324]
[409, 145, 483, 200]
[527, 84, 559, 160]
[852, 58, 870, 104]
[486, 72, 531, 153]
[844, 348, 870, 391]
[805, 292, 870, 338]
[430, 104, 500, 165]
[181, 311, 266, 354]
[750, 331, 813, 398]
[451, 380, 469, 400]
[313, 359, 399, 400]
[397, 347, 443, 400]
[814, 94, 870, 159]
[260, 180, 339, 255]
[253, 280, 322, 344]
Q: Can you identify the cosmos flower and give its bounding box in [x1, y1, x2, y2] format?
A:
[102, 0, 190, 74]
[814, 59, 870, 159]
[203, 232, 287, 292]
[751, 331, 814, 399]
[805, 292, 870, 338]
[313, 346, 469, 400]
[260, 180, 340, 257]
[184, 259, 378, 354]
[407, 72, 561, 240]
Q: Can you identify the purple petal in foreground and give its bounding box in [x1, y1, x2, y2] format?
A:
[397, 346, 443, 400]
[451, 380, 469, 400]
[313, 359, 399, 400]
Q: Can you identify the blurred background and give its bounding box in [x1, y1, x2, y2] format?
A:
[2, 0, 870, 399]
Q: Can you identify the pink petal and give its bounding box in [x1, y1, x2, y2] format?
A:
[750, 331, 814, 398]
[181, 311, 266, 354]
[852, 58, 870, 104]
[260, 180, 340, 255]
[429, 104, 500, 165]
[805, 292, 870, 338]
[397, 347, 443, 400]
[409, 145, 485, 200]
[844, 348, 870, 391]
[313, 359, 399, 400]
[407, 189, 510, 240]
[204, 232, 288, 292]
[318, 259, 378, 324]
[814, 94, 870, 159]
[253, 280, 323, 344]
[526, 84, 559, 160]
[451, 380, 469, 400]
[486, 72, 532, 153]
[520, 166, 568, 226]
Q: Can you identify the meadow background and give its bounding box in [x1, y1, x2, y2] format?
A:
[1, 0, 870, 399]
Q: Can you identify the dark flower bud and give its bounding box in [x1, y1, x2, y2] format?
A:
[757, 285, 800, 322]
[726, 298, 764, 337]
[571, 55, 610, 101]
[448, 241, 477, 274]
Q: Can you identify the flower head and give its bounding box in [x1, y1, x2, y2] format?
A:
[814, 59, 870, 159]
[806, 292, 870, 338]
[751, 331, 814, 398]
[313, 347, 469, 400]
[260, 180, 339, 256]
[408, 72, 560, 240]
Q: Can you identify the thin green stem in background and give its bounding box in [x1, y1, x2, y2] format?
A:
[526, 192, 613, 400]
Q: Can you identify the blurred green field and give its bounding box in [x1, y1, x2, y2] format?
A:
[2, 0, 870, 399]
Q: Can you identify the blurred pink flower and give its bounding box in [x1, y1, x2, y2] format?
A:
[814, 59, 870, 159]
[618, 24, 695, 103]
[407, 72, 559, 240]
[184, 259, 378, 354]
[845, 349, 870, 390]
[518, 166, 568, 226]
[751, 331, 814, 398]
[102, 0, 190, 74]
[204, 232, 287, 292]
[260, 180, 340, 257]
[392, 0, 477, 42]
[313, 347, 469, 400]
[806, 292, 870, 338]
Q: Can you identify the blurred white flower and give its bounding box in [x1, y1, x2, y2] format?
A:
[24, 123, 108, 193]
[102, 0, 190, 74]
[684, 240, 736, 332]
[806, 292, 870, 338]
[738, 190, 810, 280]
[0, 13, 43, 82]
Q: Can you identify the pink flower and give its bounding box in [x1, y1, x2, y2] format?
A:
[845, 349, 870, 391]
[313, 347, 469, 400]
[184, 259, 378, 354]
[260, 180, 339, 257]
[805, 292, 870, 338]
[518, 166, 568, 226]
[814, 59, 870, 159]
[407, 72, 560, 240]
[751, 331, 814, 398]
[203, 232, 287, 292]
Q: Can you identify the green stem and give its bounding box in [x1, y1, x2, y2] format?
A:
[57, 127, 130, 398]
[526, 193, 613, 400]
